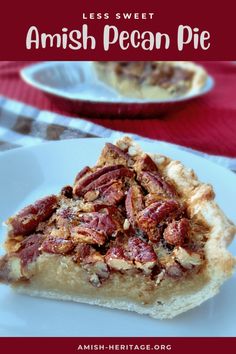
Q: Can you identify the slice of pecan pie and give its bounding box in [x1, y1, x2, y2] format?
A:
[0, 137, 235, 319]
[94, 61, 207, 99]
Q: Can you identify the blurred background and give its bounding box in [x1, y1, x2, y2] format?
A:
[0, 61, 235, 170]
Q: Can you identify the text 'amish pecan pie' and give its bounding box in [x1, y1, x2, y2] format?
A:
[0, 137, 235, 319]
[94, 61, 207, 100]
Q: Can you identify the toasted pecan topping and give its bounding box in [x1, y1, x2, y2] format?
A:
[109, 61, 194, 94]
[127, 237, 157, 264]
[74, 165, 134, 197]
[84, 190, 100, 202]
[61, 186, 73, 199]
[0, 255, 11, 283]
[147, 63, 194, 89]
[74, 165, 123, 196]
[2, 140, 206, 286]
[79, 210, 120, 236]
[137, 200, 180, 242]
[125, 185, 144, 227]
[166, 262, 184, 279]
[98, 143, 131, 166]
[133, 154, 158, 174]
[41, 236, 74, 255]
[138, 171, 176, 198]
[173, 247, 202, 270]
[105, 238, 157, 275]
[163, 218, 189, 246]
[75, 166, 92, 182]
[8, 195, 58, 236]
[18, 234, 43, 266]
[71, 227, 106, 246]
[114, 61, 146, 78]
[105, 247, 133, 271]
[99, 180, 125, 205]
[144, 193, 168, 207]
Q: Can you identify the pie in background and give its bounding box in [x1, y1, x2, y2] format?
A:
[0, 137, 235, 319]
[94, 61, 207, 100]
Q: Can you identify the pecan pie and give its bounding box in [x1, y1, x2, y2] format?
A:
[0, 137, 235, 319]
[94, 61, 207, 99]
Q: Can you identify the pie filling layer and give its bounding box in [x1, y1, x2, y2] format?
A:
[0, 141, 210, 304]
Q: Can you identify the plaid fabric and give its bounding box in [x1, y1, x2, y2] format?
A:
[0, 95, 236, 171]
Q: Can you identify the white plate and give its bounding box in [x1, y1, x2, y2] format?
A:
[20, 62, 214, 117]
[0, 138, 235, 337]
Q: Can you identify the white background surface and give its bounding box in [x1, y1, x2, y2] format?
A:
[0, 138, 235, 336]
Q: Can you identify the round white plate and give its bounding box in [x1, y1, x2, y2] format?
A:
[20, 62, 214, 117]
[0, 138, 235, 337]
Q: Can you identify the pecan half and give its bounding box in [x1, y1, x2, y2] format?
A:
[126, 237, 157, 265]
[144, 193, 168, 207]
[99, 180, 125, 205]
[138, 171, 176, 198]
[173, 247, 202, 270]
[73, 165, 123, 196]
[105, 247, 133, 271]
[98, 143, 131, 166]
[79, 210, 121, 236]
[56, 207, 79, 228]
[84, 190, 100, 202]
[40, 236, 74, 255]
[126, 237, 157, 274]
[163, 218, 189, 246]
[75, 166, 92, 182]
[133, 154, 158, 174]
[71, 227, 106, 245]
[80, 167, 134, 196]
[137, 200, 180, 242]
[18, 234, 43, 266]
[0, 255, 23, 283]
[60, 186, 73, 198]
[125, 185, 144, 227]
[8, 195, 58, 236]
